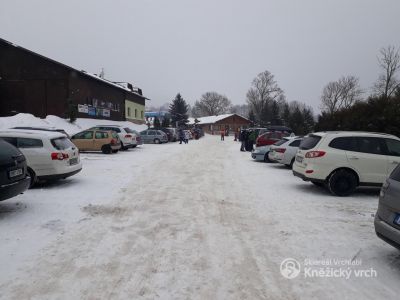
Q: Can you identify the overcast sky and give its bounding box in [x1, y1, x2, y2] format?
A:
[1, 0, 399, 112]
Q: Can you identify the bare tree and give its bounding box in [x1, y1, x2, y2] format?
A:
[320, 76, 362, 114]
[230, 104, 249, 117]
[374, 46, 400, 98]
[246, 70, 284, 124]
[193, 92, 232, 116]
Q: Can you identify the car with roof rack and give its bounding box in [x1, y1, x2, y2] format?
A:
[0, 129, 82, 187]
[89, 125, 138, 150]
[293, 131, 400, 196]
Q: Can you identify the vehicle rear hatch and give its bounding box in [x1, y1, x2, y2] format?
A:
[51, 136, 80, 166]
[0, 140, 27, 186]
[295, 134, 325, 168]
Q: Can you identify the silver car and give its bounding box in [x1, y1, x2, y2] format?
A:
[375, 164, 400, 250]
[140, 129, 168, 144]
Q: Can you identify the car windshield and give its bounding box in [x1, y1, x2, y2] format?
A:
[124, 128, 134, 133]
[51, 137, 75, 150]
[274, 138, 289, 146]
[299, 135, 322, 150]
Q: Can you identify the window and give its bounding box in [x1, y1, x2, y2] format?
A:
[156, 131, 162, 136]
[73, 131, 93, 139]
[274, 138, 289, 146]
[390, 165, 400, 182]
[135, 109, 138, 118]
[124, 128, 134, 133]
[51, 137, 75, 150]
[299, 135, 321, 150]
[148, 130, 156, 135]
[127, 107, 131, 117]
[289, 139, 301, 147]
[17, 138, 43, 148]
[329, 137, 357, 151]
[355, 137, 386, 155]
[95, 132, 108, 139]
[385, 139, 400, 157]
[1, 137, 17, 147]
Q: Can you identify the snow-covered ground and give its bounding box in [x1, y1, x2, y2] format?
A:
[0, 134, 400, 299]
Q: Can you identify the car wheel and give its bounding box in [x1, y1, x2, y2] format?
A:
[112, 149, 118, 153]
[132, 145, 137, 148]
[120, 142, 126, 151]
[154, 138, 160, 144]
[101, 145, 112, 154]
[328, 169, 357, 196]
[264, 152, 271, 163]
[27, 168, 37, 188]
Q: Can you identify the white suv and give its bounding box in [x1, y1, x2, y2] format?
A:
[293, 131, 400, 196]
[90, 125, 138, 150]
[0, 130, 82, 187]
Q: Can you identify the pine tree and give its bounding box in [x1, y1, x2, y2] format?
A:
[169, 93, 189, 127]
[153, 117, 161, 129]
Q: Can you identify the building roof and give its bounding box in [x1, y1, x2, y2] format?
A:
[188, 114, 250, 125]
[0, 38, 147, 100]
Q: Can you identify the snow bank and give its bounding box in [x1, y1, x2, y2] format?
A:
[0, 113, 148, 135]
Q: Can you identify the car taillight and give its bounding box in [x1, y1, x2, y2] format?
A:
[51, 152, 69, 160]
[305, 151, 326, 158]
[275, 148, 286, 153]
[125, 134, 132, 138]
[111, 138, 118, 145]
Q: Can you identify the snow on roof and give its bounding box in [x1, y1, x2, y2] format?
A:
[189, 114, 250, 125]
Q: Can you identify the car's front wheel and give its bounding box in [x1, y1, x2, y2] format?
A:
[101, 145, 112, 154]
[328, 170, 357, 196]
[154, 138, 160, 144]
[27, 168, 37, 188]
[264, 152, 271, 163]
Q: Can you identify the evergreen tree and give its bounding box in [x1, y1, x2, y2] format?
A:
[66, 99, 77, 123]
[169, 93, 189, 127]
[281, 103, 291, 126]
[153, 117, 161, 129]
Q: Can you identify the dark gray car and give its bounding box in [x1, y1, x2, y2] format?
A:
[375, 164, 400, 250]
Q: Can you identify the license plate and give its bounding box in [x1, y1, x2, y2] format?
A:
[296, 156, 303, 163]
[9, 168, 23, 178]
[69, 158, 78, 165]
[394, 214, 400, 226]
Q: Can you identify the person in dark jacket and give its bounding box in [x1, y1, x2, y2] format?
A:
[240, 130, 247, 151]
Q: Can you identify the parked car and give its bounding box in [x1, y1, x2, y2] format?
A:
[293, 131, 400, 196]
[163, 128, 179, 142]
[11, 126, 70, 138]
[252, 131, 292, 162]
[130, 129, 143, 145]
[71, 129, 121, 154]
[140, 129, 168, 144]
[0, 130, 82, 187]
[256, 131, 292, 148]
[0, 139, 30, 201]
[268, 136, 303, 168]
[160, 128, 175, 142]
[89, 125, 137, 150]
[258, 126, 293, 137]
[375, 164, 400, 250]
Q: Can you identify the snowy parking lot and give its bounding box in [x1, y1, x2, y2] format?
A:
[1, 134, 400, 299]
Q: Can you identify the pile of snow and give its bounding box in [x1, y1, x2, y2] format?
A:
[0, 113, 147, 135]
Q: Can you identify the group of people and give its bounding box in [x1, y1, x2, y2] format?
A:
[239, 129, 257, 151]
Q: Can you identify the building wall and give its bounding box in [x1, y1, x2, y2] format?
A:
[200, 115, 251, 134]
[0, 39, 146, 122]
[125, 100, 145, 124]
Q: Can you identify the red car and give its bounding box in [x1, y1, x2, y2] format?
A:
[256, 131, 291, 147]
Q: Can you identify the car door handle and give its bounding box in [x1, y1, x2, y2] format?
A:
[349, 156, 359, 160]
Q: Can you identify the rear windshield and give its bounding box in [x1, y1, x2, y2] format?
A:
[124, 128, 134, 133]
[51, 137, 75, 150]
[299, 135, 321, 150]
[0, 139, 21, 161]
[274, 138, 289, 146]
[390, 165, 400, 182]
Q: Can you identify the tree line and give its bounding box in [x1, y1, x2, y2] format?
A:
[165, 45, 400, 136]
